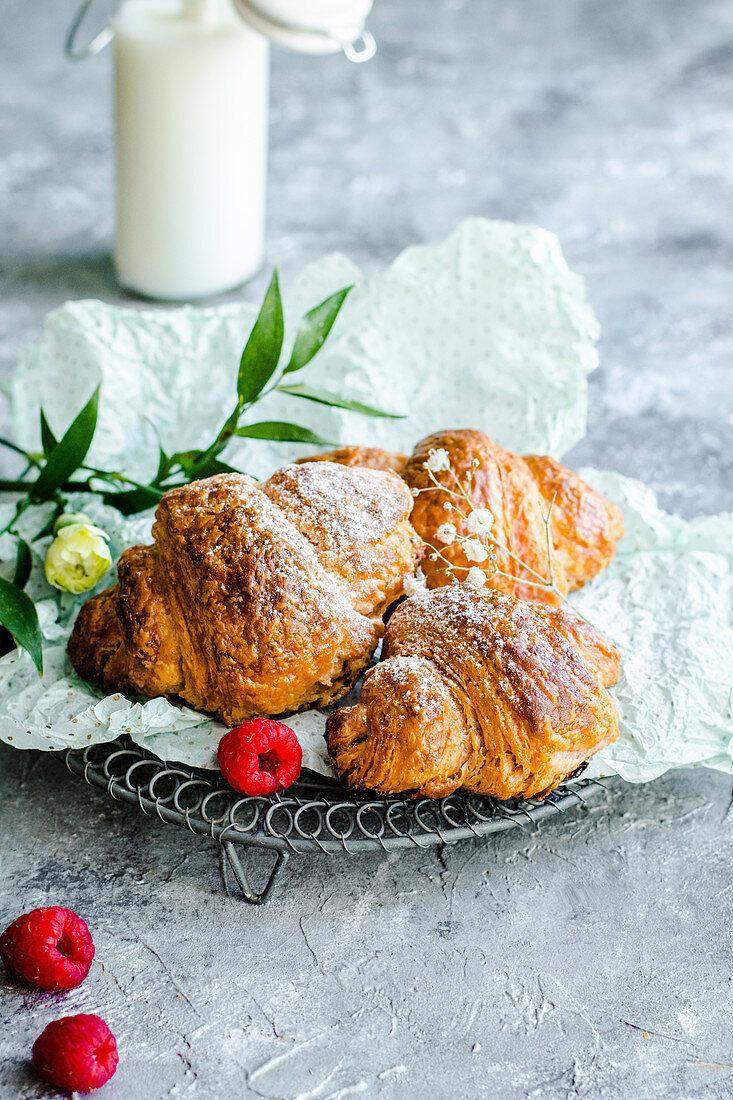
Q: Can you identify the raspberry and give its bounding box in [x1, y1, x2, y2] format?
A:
[0, 907, 95, 991]
[32, 1014, 118, 1093]
[218, 718, 302, 796]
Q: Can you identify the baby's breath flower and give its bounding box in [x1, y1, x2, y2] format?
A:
[463, 538, 488, 563]
[466, 567, 486, 588]
[45, 522, 112, 594]
[411, 488, 420, 498]
[404, 570, 427, 598]
[435, 522, 457, 545]
[423, 448, 451, 473]
[467, 508, 494, 536]
[443, 501, 452, 512]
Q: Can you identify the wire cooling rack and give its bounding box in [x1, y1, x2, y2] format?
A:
[65, 738, 611, 904]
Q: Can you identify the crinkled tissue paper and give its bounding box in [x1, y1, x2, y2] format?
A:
[1, 219, 731, 783]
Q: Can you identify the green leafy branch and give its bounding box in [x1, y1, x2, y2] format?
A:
[0, 270, 401, 673]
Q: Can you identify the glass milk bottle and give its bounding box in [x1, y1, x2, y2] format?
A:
[114, 0, 268, 300]
[66, 0, 375, 301]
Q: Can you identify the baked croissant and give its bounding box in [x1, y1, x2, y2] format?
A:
[403, 429, 624, 606]
[326, 584, 620, 801]
[297, 446, 407, 475]
[68, 463, 419, 725]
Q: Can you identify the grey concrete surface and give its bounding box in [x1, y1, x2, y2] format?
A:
[1, 0, 732, 1097]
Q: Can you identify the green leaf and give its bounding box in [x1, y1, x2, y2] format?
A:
[101, 484, 163, 516]
[166, 449, 204, 478]
[186, 457, 240, 481]
[154, 446, 173, 484]
[283, 286, 353, 375]
[0, 577, 43, 675]
[277, 383, 402, 419]
[32, 387, 100, 500]
[233, 421, 332, 445]
[13, 539, 32, 590]
[39, 409, 58, 458]
[237, 269, 284, 407]
[165, 449, 239, 483]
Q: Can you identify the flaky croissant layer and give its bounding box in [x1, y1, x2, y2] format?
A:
[68, 463, 420, 725]
[403, 429, 624, 605]
[326, 584, 620, 801]
[300, 430, 624, 606]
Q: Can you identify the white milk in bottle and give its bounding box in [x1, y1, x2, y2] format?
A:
[113, 0, 269, 300]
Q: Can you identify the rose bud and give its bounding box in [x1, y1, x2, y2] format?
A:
[45, 520, 112, 594]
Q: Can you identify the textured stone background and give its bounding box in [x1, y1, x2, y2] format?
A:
[1, 1, 732, 1097]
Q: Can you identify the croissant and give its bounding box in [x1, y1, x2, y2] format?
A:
[403, 429, 624, 606]
[326, 584, 620, 801]
[296, 446, 407, 475]
[68, 463, 419, 725]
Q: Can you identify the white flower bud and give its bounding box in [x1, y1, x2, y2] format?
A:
[463, 538, 488, 563]
[45, 523, 112, 594]
[443, 501, 452, 512]
[466, 567, 487, 588]
[424, 448, 451, 473]
[404, 570, 427, 598]
[467, 508, 494, 536]
[435, 522, 457, 545]
[53, 511, 93, 535]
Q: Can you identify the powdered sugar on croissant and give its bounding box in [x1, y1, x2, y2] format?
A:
[403, 429, 624, 605]
[68, 463, 419, 725]
[326, 584, 620, 801]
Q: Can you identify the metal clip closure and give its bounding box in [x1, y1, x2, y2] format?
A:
[65, 0, 376, 63]
[231, 0, 377, 62]
[65, 0, 114, 60]
[342, 30, 377, 64]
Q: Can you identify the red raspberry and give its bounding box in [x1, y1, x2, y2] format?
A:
[0, 906, 94, 991]
[218, 718, 302, 796]
[32, 1014, 118, 1093]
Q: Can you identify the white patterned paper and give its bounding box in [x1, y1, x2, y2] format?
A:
[1, 219, 730, 782]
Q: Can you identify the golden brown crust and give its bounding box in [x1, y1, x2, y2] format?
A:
[403, 429, 624, 606]
[325, 584, 620, 801]
[67, 585, 126, 688]
[326, 656, 472, 799]
[264, 462, 420, 617]
[295, 446, 407, 475]
[68, 464, 419, 725]
[523, 454, 624, 590]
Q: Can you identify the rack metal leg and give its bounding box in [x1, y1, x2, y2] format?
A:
[219, 842, 290, 905]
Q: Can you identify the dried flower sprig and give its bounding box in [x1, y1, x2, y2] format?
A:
[410, 447, 566, 601]
[0, 270, 401, 674]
